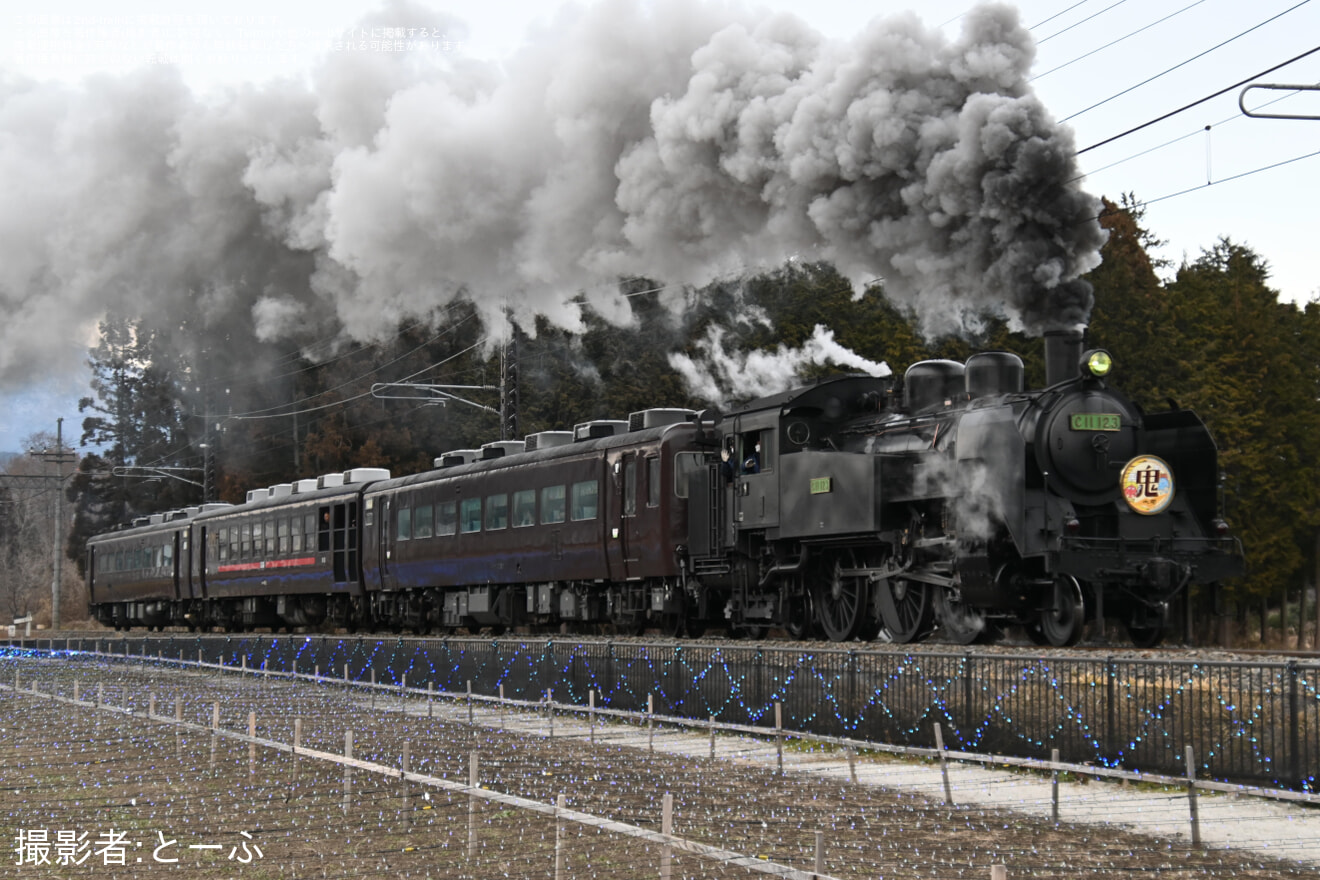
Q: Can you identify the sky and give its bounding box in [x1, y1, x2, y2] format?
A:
[0, 0, 1316, 451]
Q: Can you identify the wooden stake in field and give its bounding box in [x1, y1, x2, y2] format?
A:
[1186, 744, 1201, 846]
[775, 702, 783, 774]
[343, 730, 354, 813]
[660, 792, 674, 880]
[248, 712, 257, 775]
[934, 723, 954, 805]
[401, 740, 412, 825]
[555, 793, 568, 880]
[292, 718, 303, 785]
[209, 702, 220, 773]
[468, 751, 479, 859]
[1050, 748, 1061, 824]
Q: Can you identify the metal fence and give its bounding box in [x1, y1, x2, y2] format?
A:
[13, 635, 1319, 793]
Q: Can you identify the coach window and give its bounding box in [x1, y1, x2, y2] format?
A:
[279, 518, 291, 553]
[512, 489, 536, 527]
[571, 480, 598, 521]
[163, 543, 173, 565]
[218, 527, 229, 562]
[647, 456, 661, 508]
[541, 485, 566, 524]
[266, 520, 277, 554]
[414, 503, 434, 539]
[291, 517, 303, 553]
[437, 500, 457, 536]
[486, 493, 508, 530]
[230, 527, 240, 560]
[623, 459, 637, 517]
[460, 497, 482, 534]
[154, 546, 163, 568]
[241, 523, 252, 558]
[397, 506, 412, 541]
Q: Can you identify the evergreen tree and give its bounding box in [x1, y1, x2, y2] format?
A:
[1161, 240, 1320, 609]
[69, 313, 201, 570]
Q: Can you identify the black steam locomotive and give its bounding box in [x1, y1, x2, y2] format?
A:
[87, 331, 1243, 647]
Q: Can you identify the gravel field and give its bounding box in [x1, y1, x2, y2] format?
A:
[0, 652, 1316, 879]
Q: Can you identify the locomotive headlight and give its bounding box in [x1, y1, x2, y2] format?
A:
[1082, 349, 1113, 378]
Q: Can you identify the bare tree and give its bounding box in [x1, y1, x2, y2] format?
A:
[0, 432, 80, 628]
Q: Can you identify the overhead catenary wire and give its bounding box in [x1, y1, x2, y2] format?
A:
[1062, 0, 1316, 124]
[1074, 43, 1320, 154]
[1036, 0, 1129, 45]
[1031, 0, 1211, 81]
[1073, 81, 1316, 180]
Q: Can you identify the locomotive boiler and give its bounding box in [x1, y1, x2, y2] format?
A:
[86, 331, 1243, 647]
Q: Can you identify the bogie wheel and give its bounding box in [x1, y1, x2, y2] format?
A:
[661, 590, 687, 639]
[814, 553, 868, 642]
[876, 577, 935, 644]
[1038, 574, 1085, 647]
[1126, 603, 1168, 649]
[783, 590, 815, 641]
[935, 590, 999, 645]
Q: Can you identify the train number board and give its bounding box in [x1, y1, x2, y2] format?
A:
[1069, 413, 1121, 431]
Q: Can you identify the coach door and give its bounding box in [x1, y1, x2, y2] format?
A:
[375, 496, 395, 591]
[620, 453, 639, 569]
[605, 453, 636, 581]
[319, 504, 356, 584]
[171, 530, 182, 600]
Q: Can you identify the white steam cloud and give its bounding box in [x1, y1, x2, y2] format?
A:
[670, 324, 891, 402]
[0, 0, 1104, 392]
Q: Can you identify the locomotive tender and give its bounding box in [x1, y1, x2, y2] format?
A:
[87, 331, 1243, 647]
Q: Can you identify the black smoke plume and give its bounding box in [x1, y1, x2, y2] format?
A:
[0, 0, 1103, 393]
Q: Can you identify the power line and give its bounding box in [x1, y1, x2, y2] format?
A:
[1075, 43, 1320, 154]
[1136, 144, 1320, 209]
[226, 338, 489, 423]
[1061, 0, 1315, 123]
[1075, 80, 1316, 180]
[1032, 0, 1210, 80]
[1029, 0, 1092, 31]
[1037, 0, 1129, 45]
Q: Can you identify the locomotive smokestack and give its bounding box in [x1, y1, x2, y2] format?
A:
[1044, 329, 1084, 387]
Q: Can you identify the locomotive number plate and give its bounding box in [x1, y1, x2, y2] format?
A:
[1069, 413, 1121, 431]
[810, 477, 833, 495]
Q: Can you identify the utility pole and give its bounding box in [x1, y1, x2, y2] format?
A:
[500, 324, 520, 441]
[34, 418, 77, 631]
